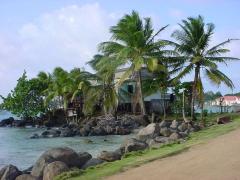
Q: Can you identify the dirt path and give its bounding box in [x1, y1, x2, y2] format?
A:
[107, 128, 240, 180]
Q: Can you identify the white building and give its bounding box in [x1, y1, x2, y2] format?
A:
[211, 96, 240, 106]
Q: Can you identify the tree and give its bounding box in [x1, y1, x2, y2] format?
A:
[172, 15, 239, 122]
[84, 54, 119, 115]
[0, 71, 45, 119]
[99, 11, 172, 115]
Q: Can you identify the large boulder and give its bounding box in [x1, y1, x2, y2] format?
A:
[31, 147, 80, 178]
[178, 122, 188, 132]
[81, 158, 105, 169]
[146, 139, 162, 148]
[0, 166, 7, 178]
[15, 174, 38, 180]
[0, 165, 21, 180]
[160, 127, 171, 137]
[31, 155, 55, 178]
[43, 161, 69, 180]
[154, 136, 170, 144]
[170, 120, 179, 129]
[136, 123, 160, 141]
[169, 132, 182, 141]
[121, 138, 148, 153]
[22, 166, 33, 174]
[78, 152, 92, 167]
[41, 129, 61, 138]
[217, 116, 231, 124]
[98, 151, 121, 162]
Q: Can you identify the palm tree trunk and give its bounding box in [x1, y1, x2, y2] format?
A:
[136, 71, 146, 115]
[182, 89, 188, 122]
[191, 66, 200, 121]
[162, 90, 166, 121]
[200, 100, 205, 126]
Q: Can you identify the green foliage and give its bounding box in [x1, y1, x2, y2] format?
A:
[0, 71, 45, 119]
[204, 91, 222, 101]
[172, 15, 239, 120]
[99, 11, 175, 115]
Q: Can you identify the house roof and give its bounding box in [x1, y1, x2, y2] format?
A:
[219, 96, 240, 101]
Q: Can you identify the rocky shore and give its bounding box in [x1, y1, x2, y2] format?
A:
[29, 115, 146, 138]
[0, 120, 201, 180]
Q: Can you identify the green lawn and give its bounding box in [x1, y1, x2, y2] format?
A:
[56, 114, 240, 180]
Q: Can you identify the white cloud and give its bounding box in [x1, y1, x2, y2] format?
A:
[0, 3, 116, 97]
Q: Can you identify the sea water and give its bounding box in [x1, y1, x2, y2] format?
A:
[0, 111, 130, 170]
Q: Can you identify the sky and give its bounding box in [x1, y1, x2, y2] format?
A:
[0, 0, 240, 97]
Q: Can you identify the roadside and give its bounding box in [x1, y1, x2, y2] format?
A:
[56, 114, 240, 180]
[108, 125, 240, 180]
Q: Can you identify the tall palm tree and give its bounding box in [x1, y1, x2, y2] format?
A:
[99, 11, 172, 115]
[172, 15, 239, 121]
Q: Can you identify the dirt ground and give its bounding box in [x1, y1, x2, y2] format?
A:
[107, 128, 240, 180]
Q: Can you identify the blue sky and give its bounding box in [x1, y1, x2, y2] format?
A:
[0, 0, 240, 97]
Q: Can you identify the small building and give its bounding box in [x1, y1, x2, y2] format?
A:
[211, 96, 240, 106]
[115, 67, 173, 114]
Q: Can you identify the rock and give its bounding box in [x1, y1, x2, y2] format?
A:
[30, 133, 39, 139]
[15, 174, 38, 180]
[31, 147, 80, 178]
[42, 147, 81, 167]
[43, 161, 69, 180]
[169, 132, 182, 141]
[81, 158, 105, 169]
[159, 120, 172, 128]
[22, 166, 33, 174]
[154, 136, 170, 144]
[114, 148, 125, 157]
[169, 128, 178, 133]
[31, 155, 55, 178]
[98, 151, 121, 162]
[13, 120, 26, 127]
[80, 127, 90, 136]
[104, 125, 115, 134]
[0, 166, 7, 178]
[89, 127, 106, 136]
[115, 126, 130, 135]
[146, 139, 162, 148]
[84, 139, 93, 144]
[121, 138, 148, 153]
[178, 122, 188, 132]
[0, 165, 21, 180]
[78, 152, 92, 167]
[217, 116, 231, 124]
[160, 127, 171, 137]
[41, 129, 61, 138]
[136, 123, 160, 141]
[60, 128, 75, 137]
[193, 124, 201, 132]
[170, 120, 179, 129]
[179, 132, 188, 139]
[0, 117, 14, 127]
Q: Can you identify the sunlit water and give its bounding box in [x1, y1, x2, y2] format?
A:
[0, 111, 131, 170]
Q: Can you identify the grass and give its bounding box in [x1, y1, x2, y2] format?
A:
[56, 114, 240, 180]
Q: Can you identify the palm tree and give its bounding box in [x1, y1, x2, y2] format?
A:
[172, 15, 239, 122]
[99, 11, 172, 115]
[84, 54, 119, 115]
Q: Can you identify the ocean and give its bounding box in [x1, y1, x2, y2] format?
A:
[0, 111, 130, 170]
